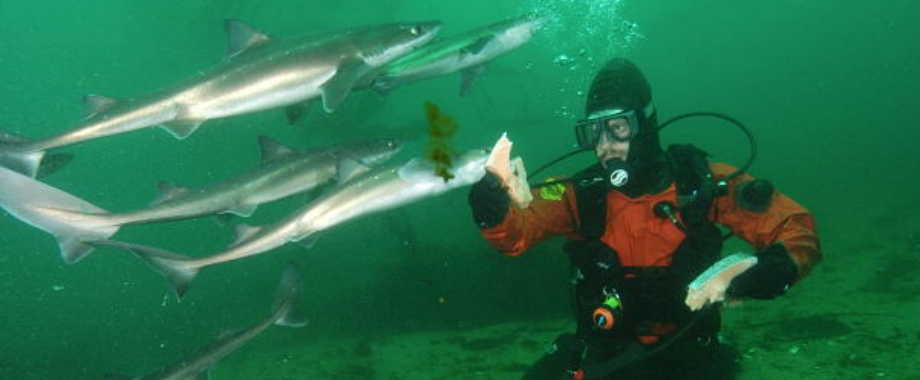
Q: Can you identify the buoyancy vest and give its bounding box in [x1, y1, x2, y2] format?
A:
[565, 144, 726, 340]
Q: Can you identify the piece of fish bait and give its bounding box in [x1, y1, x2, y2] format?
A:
[685, 252, 758, 311]
[486, 133, 532, 208]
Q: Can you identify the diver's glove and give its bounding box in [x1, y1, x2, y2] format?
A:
[727, 243, 799, 300]
[468, 171, 511, 229]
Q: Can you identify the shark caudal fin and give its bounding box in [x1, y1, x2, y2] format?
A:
[271, 262, 309, 327]
[88, 240, 200, 300]
[0, 131, 47, 178]
[0, 131, 75, 178]
[0, 166, 119, 264]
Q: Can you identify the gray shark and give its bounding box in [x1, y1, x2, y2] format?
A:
[104, 261, 307, 380]
[0, 137, 402, 264]
[92, 149, 488, 299]
[370, 15, 543, 96]
[0, 20, 439, 178]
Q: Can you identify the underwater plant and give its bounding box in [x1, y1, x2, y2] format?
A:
[424, 102, 459, 182]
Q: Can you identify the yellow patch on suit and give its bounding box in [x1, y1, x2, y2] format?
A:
[539, 181, 566, 201]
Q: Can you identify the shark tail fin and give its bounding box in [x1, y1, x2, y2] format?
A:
[36, 153, 75, 178]
[0, 131, 47, 178]
[0, 166, 119, 264]
[271, 262, 308, 327]
[88, 240, 200, 301]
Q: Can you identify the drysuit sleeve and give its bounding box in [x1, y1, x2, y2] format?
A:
[478, 181, 581, 257]
[710, 163, 822, 281]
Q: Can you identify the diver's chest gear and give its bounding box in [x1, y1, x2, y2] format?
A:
[566, 144, 728, 339]
[567, 240, 698, 338]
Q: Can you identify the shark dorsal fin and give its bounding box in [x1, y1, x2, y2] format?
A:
[83, 95, 118, 119]
[225, 19, 271, 60]
[231, 224, 262, 247]
[258, 135, 295, 165]
[152, 181, 191, 206]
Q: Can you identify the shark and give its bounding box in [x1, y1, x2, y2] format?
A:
[369, 15, 543, 96]
[0, 136, 402, 264]
[91, 148, 489, 299]
[0, 19, 440, 178]
[104, 261, 307, 380]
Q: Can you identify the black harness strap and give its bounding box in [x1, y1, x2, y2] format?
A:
[571, 164, 609, 240]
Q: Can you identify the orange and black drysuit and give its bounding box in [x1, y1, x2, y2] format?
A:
[471, 145, 821, 379]
[480, 164, 820, 277]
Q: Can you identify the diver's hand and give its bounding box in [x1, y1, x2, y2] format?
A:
[468, 171, 511, 229]
[726, 243, 799, 299]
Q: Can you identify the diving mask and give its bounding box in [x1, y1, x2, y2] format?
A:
[574, 109, 640, 149]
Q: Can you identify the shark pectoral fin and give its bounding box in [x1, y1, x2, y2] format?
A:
[284, 101, 313, 125]
[228, 204, 257, 217]
[320, 61, 365, 112]
[160, 120, 204, 140]
[36, 153, 75, 179]
[460, 64, 486, 97]
[224, 19, 271, 60]
[335, 158, 370, 185]
[257, 135, 295, 165]
[152, 181, 191, 207]
[231, 224, 262, 247]
[83, 94, 118, 119]
[461, 36, 493, 57]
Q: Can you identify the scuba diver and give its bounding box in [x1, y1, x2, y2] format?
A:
[467, 58, 822, 380]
